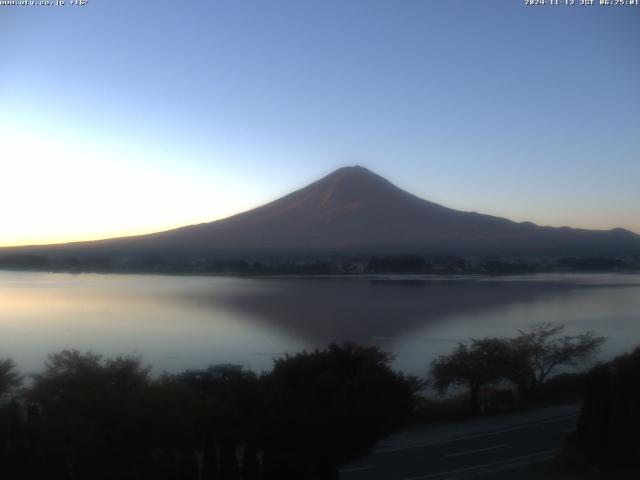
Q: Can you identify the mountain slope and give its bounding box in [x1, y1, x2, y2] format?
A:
[3, 166, 640, 258]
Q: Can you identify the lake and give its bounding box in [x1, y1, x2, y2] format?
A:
[0, 271, 638, 376]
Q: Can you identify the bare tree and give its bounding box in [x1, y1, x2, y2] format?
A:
[430, 338, 513, 415]
[509, 323, 605, 397]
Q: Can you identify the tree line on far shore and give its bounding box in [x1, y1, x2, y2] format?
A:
[1, 253, 639, 276]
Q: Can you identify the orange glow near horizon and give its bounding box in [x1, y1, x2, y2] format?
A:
[0, 129, 259, 248]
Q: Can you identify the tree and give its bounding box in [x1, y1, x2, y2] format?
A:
[508, 323, 605, 397]
[575, 346, 640, 467]
[0, 358, 25, 479]
[28, 350, 154, 480]
[175, 365, 265, 480]
[430, 338, 514, 415]
[0, 359, 22, 399]
[262, 344, 417, 479]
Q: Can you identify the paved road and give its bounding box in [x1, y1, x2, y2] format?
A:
[339, 412, 579, 480]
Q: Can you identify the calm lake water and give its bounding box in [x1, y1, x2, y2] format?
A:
[0, 271, 639, 376]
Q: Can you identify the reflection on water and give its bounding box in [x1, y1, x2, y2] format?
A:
[0, 271, 639, 375]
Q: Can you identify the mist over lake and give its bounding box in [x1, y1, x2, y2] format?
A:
[1, 271, 638, 376]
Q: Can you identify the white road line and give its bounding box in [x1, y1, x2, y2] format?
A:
[397, 448, 559, 480]
[376, 413, 578, 454]
[443, 443, 507, 458]
[339, 465, 372, 473]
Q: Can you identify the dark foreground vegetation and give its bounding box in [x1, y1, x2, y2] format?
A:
[427, 330, 640, 477]
[571, 346, 640, 470]
[1, 325, 636, 479]
[429, 323, 605, 415]
[1, 253, 639, 276]
[0, 345, 417, 480]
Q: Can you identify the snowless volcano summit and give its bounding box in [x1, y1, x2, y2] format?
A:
[3, 165, 640, 259]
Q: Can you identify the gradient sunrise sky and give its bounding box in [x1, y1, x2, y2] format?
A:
[1, 0, 638, 246]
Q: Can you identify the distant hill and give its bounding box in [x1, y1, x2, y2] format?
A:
[2, 166, 640, 260]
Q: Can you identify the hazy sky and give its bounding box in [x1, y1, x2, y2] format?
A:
[1, 0, 638, 246]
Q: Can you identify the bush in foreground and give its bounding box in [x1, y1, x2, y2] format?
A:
[0, 344, 416, 480]
[574, 346, 640, 468]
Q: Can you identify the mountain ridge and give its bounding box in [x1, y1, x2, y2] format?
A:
[2, 166, 639, 259]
